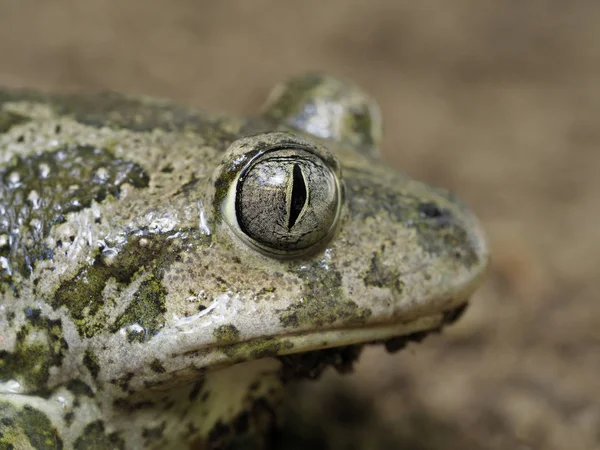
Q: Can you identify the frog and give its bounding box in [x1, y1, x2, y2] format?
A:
[0, 73, 488, 449]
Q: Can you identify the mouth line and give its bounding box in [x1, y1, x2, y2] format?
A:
[213, 299, 468, 363]
[276, 302, 467, 355]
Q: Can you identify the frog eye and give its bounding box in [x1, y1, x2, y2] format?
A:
[217, 133, 344, 257]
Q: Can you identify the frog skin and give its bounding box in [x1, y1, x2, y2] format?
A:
[0, 74, 488, 449]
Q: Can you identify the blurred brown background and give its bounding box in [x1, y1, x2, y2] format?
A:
[1, 1, 598, 449]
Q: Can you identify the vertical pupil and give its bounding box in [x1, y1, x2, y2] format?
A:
[288, 163, 307, 229]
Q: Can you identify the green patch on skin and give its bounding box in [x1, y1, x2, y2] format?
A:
[150, 358, 166, 374]
[53, 233, 188, 339]
[343, 106, 376, 149]
[220, 337, 294, 361]
[0, 308, 68, 394]
[0, 401, 63, 450]
[0, 144, 149, 292]
[0, 110, 30, 133]
[110, 276, 167, 343]
[213, 324, 241, 344]
[279, 261, 371, 329]
[363, 246, 405, 294]
[83, 349, 100, 380]
[73, 420, 125, 450]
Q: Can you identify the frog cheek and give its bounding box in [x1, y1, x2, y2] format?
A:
[212, 132, 345, 258]
[260, 73, 383, 159]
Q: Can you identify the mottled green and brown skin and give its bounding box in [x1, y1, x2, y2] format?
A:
[0, 74, 488, 449]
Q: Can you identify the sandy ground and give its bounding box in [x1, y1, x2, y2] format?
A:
[1, 1, 598, 449]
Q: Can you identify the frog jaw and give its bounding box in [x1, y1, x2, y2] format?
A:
[200, 156, 489, 362]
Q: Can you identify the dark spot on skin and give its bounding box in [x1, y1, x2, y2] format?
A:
[188, 379, 205, 402]
[183, 422, 200, 439]
[233, 410, 250, 434]
[213, 324, 240, 344]
[66, 379, 94, 397]
[173, 173, 200, 197]
[205, 419, 233, 449]
[83, 350, 100, 380]
[0, 310, 68, 394]
[0, 401, 63, 450]
[23, 307, 42, 324]
[0, 110, 30, 133]
[142, 421, 166, 444]
[160, 165, 174, 173]
[257, 286, 276, 297]
[73, 421, 125, 450]
[363, 247, 405, 294]
[112, 398, 155, 413]
[0, 145, 149, 292]
[110, 372, 134, 393]
[279, 261, 371, 329]
[163, 399, 176, 411]
[64, 411, 75, 427]
[203, 398, 279, 450]
[149, 358, 166, 374]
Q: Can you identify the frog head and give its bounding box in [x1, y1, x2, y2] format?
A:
[0, 74, 488, 448]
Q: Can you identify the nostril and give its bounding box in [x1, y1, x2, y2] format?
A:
[418, 202, 443, 218]
[416, 202, 456, 228]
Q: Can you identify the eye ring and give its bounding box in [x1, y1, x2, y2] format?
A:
[216, 133, 344, 258]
